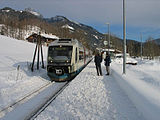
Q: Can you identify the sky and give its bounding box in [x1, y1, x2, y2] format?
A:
[0, 0, 160, 41]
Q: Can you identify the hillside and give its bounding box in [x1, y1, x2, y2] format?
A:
[0, 7, 109, 51]
[44, 15, 106, 49]
[0, 7, 160, 56]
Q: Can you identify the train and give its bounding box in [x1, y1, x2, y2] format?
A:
[47, 38, 92, 81]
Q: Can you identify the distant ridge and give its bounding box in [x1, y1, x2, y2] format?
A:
[0, 7, 160, 56]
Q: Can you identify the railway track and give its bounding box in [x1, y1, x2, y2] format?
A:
[29, 81, 70, 120]
[2, 81, 70, 120]
[0, 80, 52, 118]
[2, 61, 92, 120]
[28, 61, 92, 120]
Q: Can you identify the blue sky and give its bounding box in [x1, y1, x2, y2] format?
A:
[1, 0, 160, 41]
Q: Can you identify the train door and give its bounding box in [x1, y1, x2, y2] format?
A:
[75, 47, 78, 63]
[84, 47, 86, 64]
[73, 47, 78, 71]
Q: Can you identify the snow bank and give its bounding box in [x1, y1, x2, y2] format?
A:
[111, 62, 160, 120]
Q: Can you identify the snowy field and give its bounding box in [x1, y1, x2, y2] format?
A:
[0, 35, 160, 120]
[0, 35, 50, 118]
[35, 58, 160, 120]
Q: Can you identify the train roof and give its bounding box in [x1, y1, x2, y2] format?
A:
[49, 39, 78, 46]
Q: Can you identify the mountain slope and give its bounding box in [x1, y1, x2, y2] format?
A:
[44, 15, 105, 49]
[0, 7, 106, 50]
[2, 6, 159, 56]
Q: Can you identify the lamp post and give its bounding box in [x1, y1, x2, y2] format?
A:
[140, 33, 143, 60]
[123, 0, 126, 74]
[106, 23, 110, 54]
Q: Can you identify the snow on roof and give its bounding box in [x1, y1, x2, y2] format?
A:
[40, 33, 59, 39]
[102, 48, 115, 52]
[115, 53, 130, 56]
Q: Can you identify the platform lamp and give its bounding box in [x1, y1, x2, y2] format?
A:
[123, 0, 126, 74]
[106, 23, 110, 55]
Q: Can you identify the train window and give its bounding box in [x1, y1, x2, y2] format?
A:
[48, 46, 72, 63]
[79, 51, 84, 60]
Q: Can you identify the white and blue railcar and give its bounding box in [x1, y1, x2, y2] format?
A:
[47, 39, 92, 81]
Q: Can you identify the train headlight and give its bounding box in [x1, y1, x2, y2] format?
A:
[49, 60, 53, 63]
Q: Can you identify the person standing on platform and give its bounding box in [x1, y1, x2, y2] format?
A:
[94, 52, 102, 76]
[104, 52, 111, 75]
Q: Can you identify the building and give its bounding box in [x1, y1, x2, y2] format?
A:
[101, 48, 122, 58]
[26, 33, 59, 46]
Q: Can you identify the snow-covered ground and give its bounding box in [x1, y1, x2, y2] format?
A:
[0, 35, 160, 120]
[35, 61, 145, 120]
[0, 35, 50, 118]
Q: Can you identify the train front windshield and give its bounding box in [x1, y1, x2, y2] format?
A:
[48, 46, 72, 63]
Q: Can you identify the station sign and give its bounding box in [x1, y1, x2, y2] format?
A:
[103, 41, 108, 45]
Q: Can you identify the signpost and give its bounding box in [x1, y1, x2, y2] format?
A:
[103, 41, 108, 46]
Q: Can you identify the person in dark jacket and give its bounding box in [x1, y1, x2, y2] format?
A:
[94, 52, 102, 76]
[104, 52, 111, 75]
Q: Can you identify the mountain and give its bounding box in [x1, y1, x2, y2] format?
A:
[0, 7, 109, 51]
[45, 16, 69, 23]
[44, 15, 105, 48]
[3, 7, 150, 53]
[0, 7, 42, 20]
[1, 7, 160, 56]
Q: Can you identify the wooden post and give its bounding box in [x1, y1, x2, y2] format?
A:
[37, 34, 41, 70]
[37, 43, 40, 70]
[31, 33, 45, 72]
[31, 44, 38, 71]
[41, 44, 44, 68]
